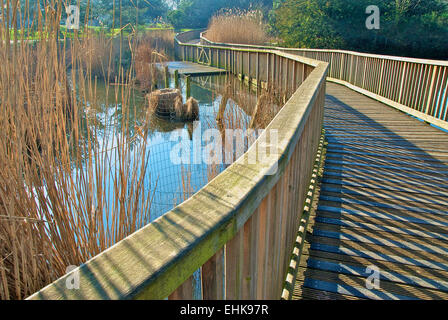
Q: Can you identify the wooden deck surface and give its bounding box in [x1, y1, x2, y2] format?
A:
[157, 61, 227, 76]
[293, 82, 448, 300]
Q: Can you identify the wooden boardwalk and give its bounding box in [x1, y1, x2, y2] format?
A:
[293, 82, 448, 300]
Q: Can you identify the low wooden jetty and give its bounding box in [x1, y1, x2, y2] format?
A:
[156, 61, 227, 76]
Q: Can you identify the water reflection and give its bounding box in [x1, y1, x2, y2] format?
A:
[81, 74, 256, 221]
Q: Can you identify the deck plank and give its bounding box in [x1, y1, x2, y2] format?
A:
[293, 82, 448, 300]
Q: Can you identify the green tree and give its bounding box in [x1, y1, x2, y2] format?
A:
[273, 0, 448, 59]
[85, 0, 169, 27]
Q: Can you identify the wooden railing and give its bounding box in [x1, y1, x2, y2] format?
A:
[201, 32, 448, 131]
[28, 32, 328, 299]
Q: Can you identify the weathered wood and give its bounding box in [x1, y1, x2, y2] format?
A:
[225, 228, 243, 299]
[186, 75, 191, 99]
[328, 77, 448, 131]
[294, 83, 448, 300]
[174, 69, 179, 88]
[241, 215, 255, 299]
[201, 248, 224, 300]
[157, 61, 226, 77]
[169, 275, 194, 300]
[256, 198, 268, 299]
[28, 31, 328, 301]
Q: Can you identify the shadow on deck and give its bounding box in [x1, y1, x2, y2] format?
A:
[294, 82, 448, 300]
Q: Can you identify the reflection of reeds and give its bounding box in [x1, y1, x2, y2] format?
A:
[249, 84, 286, 129]
[206, 9, 270, 45]
[0, 3, 163, 300]
[180, 165, 195, 203]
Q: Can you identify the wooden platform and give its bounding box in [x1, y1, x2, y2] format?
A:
[293, 82, 448, 300]
[156, 61, 227, 76]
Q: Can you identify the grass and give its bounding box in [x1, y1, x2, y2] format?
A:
[0, 2, 174, 300]
[205, 9, 270, 45]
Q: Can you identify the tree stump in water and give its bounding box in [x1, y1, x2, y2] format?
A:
[147, 88, 199, 121]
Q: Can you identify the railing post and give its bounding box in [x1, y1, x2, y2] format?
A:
[164, 65, 169, 88]
[248, 51, 251, 81]
[267, 53, 270, 86]
[339, 53, 344, 79]
[209, 48, 213, 66]
[174, 70, 179, 88]
[225, 229, 244, 299]
[378, 59, 385, 95]
[362, 57, 367, 89]
[293, 61, 297, 91]
[186, 75, 191, 99]
[241, 51, 244, 79]
[256, 52, 260, 86]
[202, 248, 224, 300]
[225, 49, 228, 71]
[425, 66, 439, 115]
[330, 52, 334, 77]
[286, 59, 290, 97]
[349, 55, 354, 83]
[398, 62, 408, 104]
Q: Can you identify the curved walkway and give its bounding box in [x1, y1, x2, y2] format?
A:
[293, 82, 448, 300]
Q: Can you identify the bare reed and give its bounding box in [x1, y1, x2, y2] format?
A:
[206, 9, 270, 45]
[0, 2, 160, 300]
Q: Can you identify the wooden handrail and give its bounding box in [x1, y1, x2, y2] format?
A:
[200, 33, 448, 130]
[28, 31, 328, 300]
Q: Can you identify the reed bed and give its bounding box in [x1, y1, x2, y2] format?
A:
[206, 9, 270, 45]
[134, 31, 171, 91]
[0, 2, 170, 300]
[138, 29, 175, 55]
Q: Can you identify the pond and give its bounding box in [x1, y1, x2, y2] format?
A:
[82, 72, 258, 222]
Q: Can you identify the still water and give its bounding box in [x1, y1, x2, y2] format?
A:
[84, 73, 256, 222]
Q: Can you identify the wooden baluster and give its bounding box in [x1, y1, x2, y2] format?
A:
[255, 197, 268, 299]
[169, 276, 194, 300]
[241, 215, 257, 299]
[225, 228, 244, 299]
[202, 248, 224, 300]
[378, 59, 385, 95]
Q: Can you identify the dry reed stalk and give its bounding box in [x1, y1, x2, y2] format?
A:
[179, 165, 195, 203]
[249, 84, 286, 129]
[138, 29, 175, 54]
[206, 9, 270, 45]
[134, 31, 170, 91]
[0, 1, 159, 300]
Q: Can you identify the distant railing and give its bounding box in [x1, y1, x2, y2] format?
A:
[28, 31, 328, 299]
[201, 32, 448, 130]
